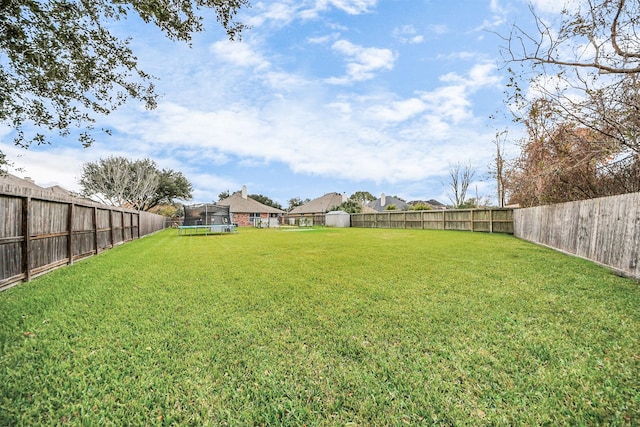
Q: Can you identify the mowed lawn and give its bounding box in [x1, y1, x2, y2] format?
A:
[0, 227, 638, 426]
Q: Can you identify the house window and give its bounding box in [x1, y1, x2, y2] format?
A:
[249, 213, 261, 224]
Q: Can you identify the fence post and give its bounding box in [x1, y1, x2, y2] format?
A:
[68, 202, 74, 265]
[489, 209, 494, 233]
[471, 209, 475, 232]
[22, 197, 31, 282]
[93, 207, 99, 254]
[110, 210, 115, 247]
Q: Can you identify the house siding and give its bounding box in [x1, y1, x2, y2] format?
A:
[232, 213, 273, 227]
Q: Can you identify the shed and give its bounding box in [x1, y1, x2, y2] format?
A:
[325, 210, 351, 228]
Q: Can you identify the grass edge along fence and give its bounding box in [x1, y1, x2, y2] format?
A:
[0, 186, 166, 291]
[514, 191, 640, 281]
[350, 208, 514, 234]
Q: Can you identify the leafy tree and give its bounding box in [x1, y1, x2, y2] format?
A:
[409, 203, 432, 211]
[0, 0, 250, 169]
[457, 198, 479, 209]
[79, 156, 192, 210]
[331, 199, 362, 214]
[218, 190, 231, 201]
[287, 197, 309, 211]
[349, 191, 375, 205]
[249, 194, 282, 210]
[148, 169, 193, 210]
[330, 192, 376, 213]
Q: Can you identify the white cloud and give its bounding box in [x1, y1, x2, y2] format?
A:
[490, 0, 504, 14]
[209, 40, 270, 70]
[438, 51, 483, 61]
[300, 0, 377, 18]
[116, 58, 498, 186]
[307, 34, 336, 44]
[427, 24, 449, 36]
[392, 25, 424, 44]
[245, 1, 300, 27]
[326, 40, 396, 84]
[366, 98, 427, 123]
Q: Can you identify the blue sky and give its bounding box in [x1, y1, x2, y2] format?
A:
[1, 0, 561, 207]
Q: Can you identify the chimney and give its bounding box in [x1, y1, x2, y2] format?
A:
[341, 192, 347, 203]
[241, 185, 247, 199]
[24, 177, 35, 184]
[381, 193, 386, 207]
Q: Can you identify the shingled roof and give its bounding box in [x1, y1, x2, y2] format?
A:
[367, 194, 410, 212]
[289, 192, 347, 215]
[1, 173, 75, 201]
[217, 187, 285, 214]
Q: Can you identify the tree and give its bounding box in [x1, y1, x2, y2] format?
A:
[218, 190, 231, 201]
[409, 203, 432, 211]
[502, 0, 640, 76]
[349, 191, 376, 205]
[331, 199, 362, 214]
[0, 0, 250, 169]
[446, 162, 476, 208]
[330, 191, 375, 213]
[504, 99, 633, 207]
[489, 130, 508, 208]
[249, 194, 282, 210]
[287, 197, 309, 211]
[79, 156, 192, 210]
[147, 169, 193, 210]
[500, 0, 640, 195]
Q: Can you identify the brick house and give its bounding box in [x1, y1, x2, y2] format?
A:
[217, 186, 284, 227]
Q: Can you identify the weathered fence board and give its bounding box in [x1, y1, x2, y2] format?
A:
[351, 209, 514, 233]
[1, 189, 166, 291]
[513, 192, 640, 280]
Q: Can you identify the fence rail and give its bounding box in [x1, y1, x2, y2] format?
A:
[514, 192, 640, 280]
[350, 209, 514, 233]
[1, 187, 166, 291]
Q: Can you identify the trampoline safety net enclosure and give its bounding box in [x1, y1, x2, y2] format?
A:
[180, 204, 237, 235]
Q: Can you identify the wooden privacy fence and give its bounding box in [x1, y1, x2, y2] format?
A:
[1, 190, 166, 291]
[350, 208, 514, 233]
[514, 192, 640, 280]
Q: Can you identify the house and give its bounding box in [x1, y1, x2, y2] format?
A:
[0, 173, 76, 201]
[408, 199, 447, 210]
[287, 192, 347, 225]
[217, 186, 284, 227]
[367, 193, 410, 212]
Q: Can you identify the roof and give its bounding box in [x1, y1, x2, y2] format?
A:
[217, 192, 285, 214]
[1, 173, 42, 190]
[289, 192, 346, 214]
[1, 173, 74, 200]
[367, 195, 410, 212]
[360, 204, 378, 213]
[408, 199, 447, 210]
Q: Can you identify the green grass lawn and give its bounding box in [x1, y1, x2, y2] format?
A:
[1, 227, 638, 426]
